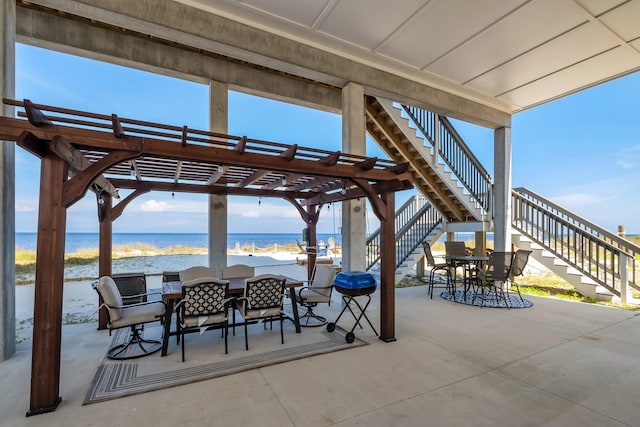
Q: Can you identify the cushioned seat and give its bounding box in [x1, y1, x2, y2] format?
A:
[176, 277, 232, 361]
[295, 265, 337, 326]
[94, 276, 166, 360]
[235, 274, 286, 350]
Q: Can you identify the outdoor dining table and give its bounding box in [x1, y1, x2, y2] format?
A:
[446, 255, 489, 296]
[160, 277, 304, 357]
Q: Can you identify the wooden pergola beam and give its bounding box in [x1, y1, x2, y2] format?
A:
[205, 165, 228, 185]
[235, 169, 269, 188]
[305, 179, 413, 206]
[109, 178, 310, 199]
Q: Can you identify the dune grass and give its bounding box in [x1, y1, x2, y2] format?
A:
[14, 242, 303, 278]
[15, 244, 209, 276]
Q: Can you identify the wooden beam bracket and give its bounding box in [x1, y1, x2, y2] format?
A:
[62, 149, 140, 208]
[111, 114, 125, 138]
[112, 187, 152, 220]
[24, 99, 54, 128]
[320, 151, 341, 166]
[356, 157, 378, 171]
[280, 144, 298, 161]
[234, 136, 248, 153]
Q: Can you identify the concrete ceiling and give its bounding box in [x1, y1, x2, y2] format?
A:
[176, 0, 640, 114]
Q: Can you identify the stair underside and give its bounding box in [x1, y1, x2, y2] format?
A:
[365, 96, 473, 223]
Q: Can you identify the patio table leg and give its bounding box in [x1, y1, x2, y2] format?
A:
[161, 299, 175, 357]
[289, 287, 301, 333]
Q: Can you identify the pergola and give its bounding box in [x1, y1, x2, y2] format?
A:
[0, 98, 413, 415]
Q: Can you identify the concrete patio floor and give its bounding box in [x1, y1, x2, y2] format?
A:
[1, 285, 639, 427]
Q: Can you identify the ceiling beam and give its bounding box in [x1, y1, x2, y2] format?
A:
[15, 5, 343, 114]
[16, 0, 511, 127]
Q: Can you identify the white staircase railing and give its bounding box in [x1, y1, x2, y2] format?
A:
[366, 195, 443, 271]
[512, 187, 638, 303]
[401, 104, 492, 212]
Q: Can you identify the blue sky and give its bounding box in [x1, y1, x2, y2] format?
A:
[14, 44, 640, 234]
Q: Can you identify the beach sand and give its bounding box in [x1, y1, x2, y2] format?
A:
[15, 252, 338, 343]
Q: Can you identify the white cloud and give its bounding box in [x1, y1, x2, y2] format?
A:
[140, 200, 170, 212]
[616, 158, 636, 169]
[552, 193, 604, 208]
[615, 144, 640, 169]
[242, 210, 261, 218]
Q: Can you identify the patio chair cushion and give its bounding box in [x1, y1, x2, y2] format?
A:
[236, 300, 282, 319]
[180, 313, 228, 328]
[97, 276, 124, 321]
[296, 288, 328, 303]
[110, 302, 166, 329]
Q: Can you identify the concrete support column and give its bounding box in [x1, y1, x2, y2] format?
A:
[1, 0, 15, 361]
[474, 231, 486, 256]
[208, 81, 228, 273]
[341, 82, 366, 272]
[493, 127, 512, 252]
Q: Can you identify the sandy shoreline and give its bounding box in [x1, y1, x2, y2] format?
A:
[15, 252, 336, 343]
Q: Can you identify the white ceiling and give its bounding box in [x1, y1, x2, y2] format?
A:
[176, 0, 640, 114]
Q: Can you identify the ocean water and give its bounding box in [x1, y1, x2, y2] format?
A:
[15, 232, 342, 254]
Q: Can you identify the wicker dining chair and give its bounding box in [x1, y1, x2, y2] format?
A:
[422, 242, 452, 299]
[235, 274, 286, 350]
[471, 251, 514, 308]
[179, 266, 217, 282]
[176, 277, 233, 361]
[221, 264, 255, 279]
[508, 249, 532, 303]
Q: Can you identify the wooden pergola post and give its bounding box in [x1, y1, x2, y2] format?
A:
[28, 154, 67, 416]
[378, 191, 396, 342]
[306, 205, 318, 280]
[97, 192, 112, 329]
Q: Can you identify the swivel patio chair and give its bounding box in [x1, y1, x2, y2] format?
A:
[112, 272, 147, 305]
[471, 251, 514, 308]
[236, 274, 287, 350]
[176, 277, 233, 361]
[422, 242, 452, 299]
[295, 264, 337, 326]
[93, 276, 166, 360]
[508, 249, 532, 303]
[179, 266, 217, 282]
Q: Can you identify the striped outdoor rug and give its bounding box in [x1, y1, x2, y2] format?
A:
[84, 324, 366, 404]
